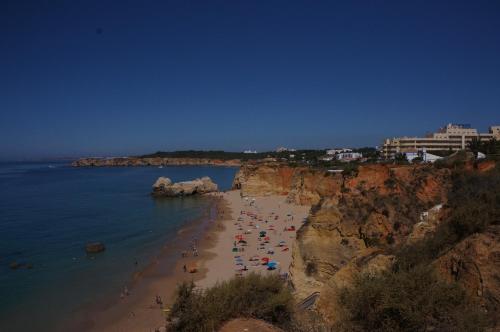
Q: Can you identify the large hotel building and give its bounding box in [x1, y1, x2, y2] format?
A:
[382, 123, 500, 158]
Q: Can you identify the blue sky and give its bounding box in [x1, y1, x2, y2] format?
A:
[1, 0, 500, 160]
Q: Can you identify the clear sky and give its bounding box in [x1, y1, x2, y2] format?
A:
[1, 0, 500, 160]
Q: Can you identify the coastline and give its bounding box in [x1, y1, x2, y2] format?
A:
[72, 157, 242, 167]
[73, 190, 310, 331]
[68, 193, 231, 332]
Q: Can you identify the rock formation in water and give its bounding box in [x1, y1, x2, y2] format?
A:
[152, 176, 218, 197]
[85, 242, 106, 254]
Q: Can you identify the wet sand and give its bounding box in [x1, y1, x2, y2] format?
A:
[78, 190, 310, 331]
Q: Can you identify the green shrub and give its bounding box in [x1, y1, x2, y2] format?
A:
[342, 163, 359, 177]
[169, 273, 293, 332]
[337, 265, 488, 332]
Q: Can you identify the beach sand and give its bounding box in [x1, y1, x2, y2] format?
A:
[80, 190, 310, 332]
[198, 190, 310, 288]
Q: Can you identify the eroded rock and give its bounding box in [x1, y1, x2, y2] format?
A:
[85, 242, 106, 254]
[152, 176, 218, 197]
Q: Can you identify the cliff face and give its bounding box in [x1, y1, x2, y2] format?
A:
[232, 164, 341, 205]
[72, 157, 241, 167]
[434, 225, 500, 324]
[233, 163, 466, 320]
[289, 165, 451, 308]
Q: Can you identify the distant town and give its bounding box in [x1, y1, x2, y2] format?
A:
[77, 123, 500, 168]
[239, 123, 500, 165]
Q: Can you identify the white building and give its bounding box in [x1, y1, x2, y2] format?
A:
[243, 150, 257, 154]
[382, 123, 500, 158]
[276, 147, 296, 152]
[337, 152, 362, 161]
[404, 151, 442, 163]
[327, 148, 353, 155]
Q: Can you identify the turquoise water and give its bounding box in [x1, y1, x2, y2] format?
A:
[0, 162, 237, 331]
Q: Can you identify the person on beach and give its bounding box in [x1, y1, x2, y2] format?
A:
[183, 264, 187, 272]
[124, 286, 129, 296]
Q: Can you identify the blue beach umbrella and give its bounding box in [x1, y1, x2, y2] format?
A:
[267, 261, 277, 268]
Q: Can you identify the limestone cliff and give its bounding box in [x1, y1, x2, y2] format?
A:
[232, 163, 341, 205]
[72, 157, 241, 167]
[434, 225, 500, 325]
[233, 163, 455, 320]
[289, 165, 451, 309]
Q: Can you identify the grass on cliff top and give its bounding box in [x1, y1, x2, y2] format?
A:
[168, 273, 293, 332]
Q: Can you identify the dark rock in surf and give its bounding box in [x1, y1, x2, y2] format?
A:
[85, 242, 106, 254]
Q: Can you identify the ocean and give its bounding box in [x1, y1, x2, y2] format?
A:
[0, 162, 238, 331]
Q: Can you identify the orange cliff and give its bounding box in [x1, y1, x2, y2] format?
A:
[232, 161, 500, 326]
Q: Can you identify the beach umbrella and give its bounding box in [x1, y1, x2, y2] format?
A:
[261, 257, 269, 262]
[267, 261, 277, 270]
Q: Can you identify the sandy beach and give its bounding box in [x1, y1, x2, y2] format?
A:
[80, 190, 310, 332]
[198, 190, 310, 288]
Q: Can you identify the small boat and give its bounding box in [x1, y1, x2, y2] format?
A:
[158, 166, 164, 169]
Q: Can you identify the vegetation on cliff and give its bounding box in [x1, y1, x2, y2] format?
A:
[168, 274, 293, 332]
[397, 164, 500, 270]
[335, 164, 500, 331]
[337, 265, 487, 331]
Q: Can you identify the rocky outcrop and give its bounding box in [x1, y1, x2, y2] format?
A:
[292, 166, 452, 323]
[152, 177, 218, 197]
[85, 242, 106, 254]
[314, 250, 395, 324]
[406, 204, 444, 244]
[72, 157, 241, 167]
[434, 225, 500, 324]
